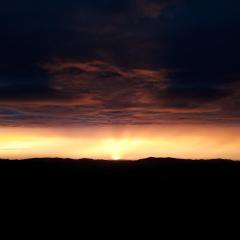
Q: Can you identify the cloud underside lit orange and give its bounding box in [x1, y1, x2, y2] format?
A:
[0, 125, 239, 160]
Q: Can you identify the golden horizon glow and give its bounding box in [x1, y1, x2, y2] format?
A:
[0, 125, 240, 160]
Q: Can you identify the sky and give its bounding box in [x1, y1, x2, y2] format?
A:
[0, 0, 240, 159]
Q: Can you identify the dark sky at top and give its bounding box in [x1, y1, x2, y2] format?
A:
[0, 0, 240, 126]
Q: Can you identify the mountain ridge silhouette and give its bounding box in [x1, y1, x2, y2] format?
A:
[0, 157, 239, 179]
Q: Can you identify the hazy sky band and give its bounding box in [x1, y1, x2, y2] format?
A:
[0, 125, 240, 160]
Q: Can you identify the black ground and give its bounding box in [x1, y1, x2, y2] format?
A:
[1, 157, 240, 191]
[1, 157, 239, 228]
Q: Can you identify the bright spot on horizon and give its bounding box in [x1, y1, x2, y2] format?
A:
[112, 154, 121, 160]
[101, 139, 123, 160]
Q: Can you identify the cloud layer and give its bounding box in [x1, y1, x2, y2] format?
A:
[0, 0, 240, 126]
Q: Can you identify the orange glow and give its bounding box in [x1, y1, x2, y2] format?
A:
[0, 125, 240, 160]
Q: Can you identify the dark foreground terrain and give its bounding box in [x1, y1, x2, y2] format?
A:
[1, 157, 240, 225]
[1, 157, 240, 190]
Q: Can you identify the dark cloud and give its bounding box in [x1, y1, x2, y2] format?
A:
[0, 0, 240, 126]
[136, 0, 177, 17]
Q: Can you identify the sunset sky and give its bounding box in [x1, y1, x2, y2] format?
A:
[0, 0, 240, 159]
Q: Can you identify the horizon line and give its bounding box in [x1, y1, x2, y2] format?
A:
[0, 156, 238, 162]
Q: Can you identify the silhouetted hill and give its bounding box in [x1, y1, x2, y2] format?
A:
[0, 157, 239, 184]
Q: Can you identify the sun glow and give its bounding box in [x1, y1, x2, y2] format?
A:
[0, 125, 240, 160]
[112, 154, 121, 161]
